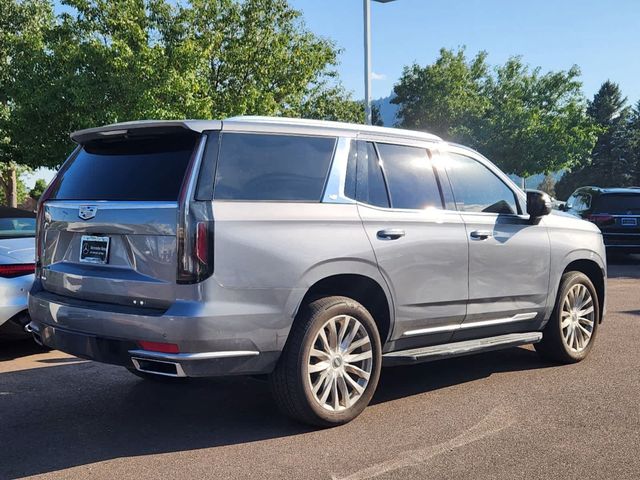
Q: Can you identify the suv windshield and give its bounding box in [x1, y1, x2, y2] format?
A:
[594, 194, 640, 214]
[50, 133, 198, 201]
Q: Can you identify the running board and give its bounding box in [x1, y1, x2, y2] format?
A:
[382, 332, 543, 367]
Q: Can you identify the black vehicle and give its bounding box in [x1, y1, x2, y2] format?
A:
[563, 187, 640, 252]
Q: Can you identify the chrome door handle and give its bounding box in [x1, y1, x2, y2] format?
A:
[470, 230, 492, 240]
[377, 229, 405, 240]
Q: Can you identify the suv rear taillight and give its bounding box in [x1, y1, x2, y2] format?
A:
[587, 214, 615, 226]
[176, 136, 214, 284]
[0, 264, 35, 278]
[177, 216, 214, 284]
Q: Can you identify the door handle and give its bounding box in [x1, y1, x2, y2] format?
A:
[470, 230, 492, 240]
[377, 229, 405, 240]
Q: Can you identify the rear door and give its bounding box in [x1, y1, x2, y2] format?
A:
[442, 149, 550, 340]
[40, 131, 202, 310]
[356, 140, 468, 349]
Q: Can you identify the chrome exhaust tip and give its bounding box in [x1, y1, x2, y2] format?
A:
[26, 322, 44, 346]
[131, 357, 186, 377]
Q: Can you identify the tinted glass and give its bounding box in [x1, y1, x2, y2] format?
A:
[51, 134, 197, 201]
[344, 141, 357, 200]
[376, 143, 442, 210]
[594, 194, 640, 214]
[446, 153, 518, 214]
[356, 142, 390, 208]
[567, 192, 591, 212]
[0, 217, 36, 238]
[214, 133, 336, 201]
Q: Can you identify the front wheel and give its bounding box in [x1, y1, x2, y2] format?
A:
[270, 296, 382, 427]
[535, 271, 600, 364]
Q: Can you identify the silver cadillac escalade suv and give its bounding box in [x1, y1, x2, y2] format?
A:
[29, 116, 606, 426]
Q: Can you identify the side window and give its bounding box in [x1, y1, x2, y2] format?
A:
[446, 153, 519, 215]
[376, 143, 442, 210]
[214, 133, 336, 201]
[569, 193, 591, 212]
[344, 140, 357, 200]
[356, 142, 390, 208]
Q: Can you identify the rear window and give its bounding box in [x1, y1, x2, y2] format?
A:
[594, 194, 640, 214]
[214, 133, 336, 201]
[50, 134, 198, 201]
[0, 217, 36, 238]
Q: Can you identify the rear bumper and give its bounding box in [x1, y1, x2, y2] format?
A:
[0, 273, 34, 327]
[28, 287, 283, 377]
[28, 320, 276, 376]
[603, 232, 640, 250]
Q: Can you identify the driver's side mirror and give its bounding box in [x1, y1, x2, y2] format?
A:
[526, 190, 552, 219]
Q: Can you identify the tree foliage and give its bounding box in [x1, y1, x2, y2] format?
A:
[555, 81, 639, 199]
[28, 178, 47, 200]
[3, 0, 363, 169]
[392, 48, 599, 177]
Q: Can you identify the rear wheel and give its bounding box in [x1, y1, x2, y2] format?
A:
[535, 271, 599, 363]
[270, 296, 382, 427]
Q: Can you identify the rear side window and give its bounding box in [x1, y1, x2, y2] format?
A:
[594, 194, 640, 214]
[567, 192, 591, 212]
[446, 153, 519, 215]
[214, 133, 336, 201]
[376, 143, 442, 210]
[51, 134, 198, 201]
[356, 142, 390, 208]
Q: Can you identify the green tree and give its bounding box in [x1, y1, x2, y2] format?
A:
[537, 174, 557, 198]
[556, 81, 633, 199]
[6, 0, 363, 170]
[392, 48, 598, 178]
[0, 0, 52, 205]
[29, 178, 47, 201]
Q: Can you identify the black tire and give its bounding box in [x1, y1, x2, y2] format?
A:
[125, 367, 189, 383]
[535, 271, 600, 364]
[269, 296, 382, 427]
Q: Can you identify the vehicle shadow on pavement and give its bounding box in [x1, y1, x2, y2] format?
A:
[0, 339, 48, 362]
[373, 346, 549, 405]
[0, 345, 550, 479]
[607, 254, 640, 279]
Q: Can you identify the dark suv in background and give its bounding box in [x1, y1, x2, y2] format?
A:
[564, 187, 640, 253]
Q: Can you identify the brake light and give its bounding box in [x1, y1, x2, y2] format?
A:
[587, 214, 615, 226]
[195, 221, 208, 264]
[0, 263, 35, 278]
[138, 341, 180, 354]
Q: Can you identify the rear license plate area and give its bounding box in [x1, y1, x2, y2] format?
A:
[621, 218, 638, 227]
[80, 235, 110, 264]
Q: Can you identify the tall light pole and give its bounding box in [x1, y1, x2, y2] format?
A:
[364, 0, 397, 125]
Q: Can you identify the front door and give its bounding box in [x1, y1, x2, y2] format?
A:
[442, 150, 551, 341]
[356, 140, 469, 350]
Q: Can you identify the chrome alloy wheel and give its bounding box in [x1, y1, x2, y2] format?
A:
[306, 315, 373, 412]
[561, 283, 595, 353]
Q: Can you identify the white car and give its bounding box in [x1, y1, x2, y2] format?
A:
[0, 207, 36, 339]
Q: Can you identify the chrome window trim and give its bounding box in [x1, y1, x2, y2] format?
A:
[403, 312, 538, 337]
[44, 200, 179, 209]
[322, 137, 356, 204]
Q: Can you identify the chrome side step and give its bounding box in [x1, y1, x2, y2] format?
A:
[382, 332, 543, 367]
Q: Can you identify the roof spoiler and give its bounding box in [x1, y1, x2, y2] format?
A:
[70, 120, 222, 144]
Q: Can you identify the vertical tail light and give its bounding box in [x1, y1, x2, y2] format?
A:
[35, 147, 79, 276]
[195, 221, 208, 264]
[176, 135, 214, 284]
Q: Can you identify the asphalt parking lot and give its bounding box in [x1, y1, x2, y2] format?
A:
[1, 257, 640, 480]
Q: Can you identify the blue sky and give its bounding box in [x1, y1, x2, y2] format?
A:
[29, 0, 639, 187]
[289, 0, 640, 104]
